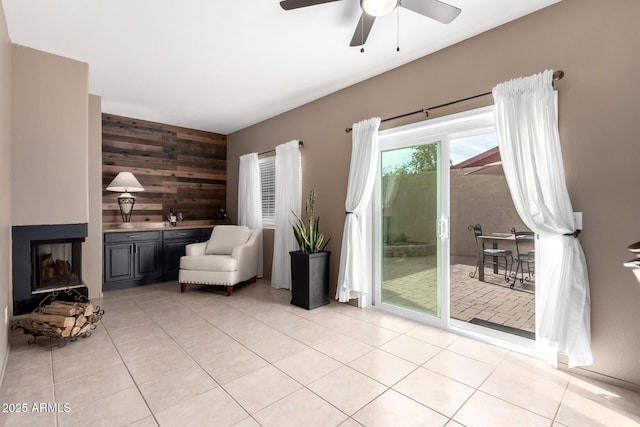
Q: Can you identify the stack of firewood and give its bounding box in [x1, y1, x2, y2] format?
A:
[28, 301, 96, 338]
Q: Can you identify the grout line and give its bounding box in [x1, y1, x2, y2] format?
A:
[32, 280, 627, 427]
[99, 296, 162, 427]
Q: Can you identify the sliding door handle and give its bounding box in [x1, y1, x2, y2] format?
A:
[437, 217, 449, 239]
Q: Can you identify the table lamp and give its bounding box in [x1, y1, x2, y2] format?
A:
[107, 172, 145, 228]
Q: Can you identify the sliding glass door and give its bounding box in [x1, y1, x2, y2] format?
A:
[371, 105, 537, 350]
[373, 136, 449, 324]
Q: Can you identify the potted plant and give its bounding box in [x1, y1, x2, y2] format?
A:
[290, 189, 331, 309]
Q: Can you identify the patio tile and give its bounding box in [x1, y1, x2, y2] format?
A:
[382, 254, 535, 340]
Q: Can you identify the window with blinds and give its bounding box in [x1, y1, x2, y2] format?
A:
[259, 156, 276, 227]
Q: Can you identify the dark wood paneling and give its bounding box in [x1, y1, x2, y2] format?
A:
[102, 114, 227, 225]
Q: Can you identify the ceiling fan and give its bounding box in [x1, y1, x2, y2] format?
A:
[279, 0, 462, 48]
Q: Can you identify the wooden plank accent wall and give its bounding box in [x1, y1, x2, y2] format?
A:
[102, 114, 227, 225]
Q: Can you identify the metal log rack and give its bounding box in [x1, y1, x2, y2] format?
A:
[11, 288, 105, 347]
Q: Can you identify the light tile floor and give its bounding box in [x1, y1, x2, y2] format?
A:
[2, 279, 639, 427]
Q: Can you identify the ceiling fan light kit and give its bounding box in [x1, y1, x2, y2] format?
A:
[280, 0, 461, 48]
[362, 0, 398, 17]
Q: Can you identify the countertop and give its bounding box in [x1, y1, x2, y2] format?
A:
[103, 220, 227, 233]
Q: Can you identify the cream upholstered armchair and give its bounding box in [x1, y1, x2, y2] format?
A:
[179, 225, 260, 296]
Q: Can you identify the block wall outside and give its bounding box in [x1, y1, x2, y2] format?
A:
[380, 170, 527, 259]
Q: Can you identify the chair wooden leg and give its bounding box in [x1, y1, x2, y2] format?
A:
[226, 285, 233, 296]
[180, 283, 186, 293]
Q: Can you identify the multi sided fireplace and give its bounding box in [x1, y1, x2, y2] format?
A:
[32, 239, 83, 292]
[12, 224, 88, 315]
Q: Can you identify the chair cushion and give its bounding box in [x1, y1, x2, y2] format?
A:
[484, 249, 512, 256]
[180, 255, 238, 272]
[205, 225, 252, 255]
[515, 255, 535, 263]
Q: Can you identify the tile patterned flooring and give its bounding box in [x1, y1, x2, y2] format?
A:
[1, 279, 639, 426]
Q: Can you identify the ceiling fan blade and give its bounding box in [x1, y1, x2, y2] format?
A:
[349, 12, 376, 46]
[400, 0, 461, 24]
[280, 0, 342, 10]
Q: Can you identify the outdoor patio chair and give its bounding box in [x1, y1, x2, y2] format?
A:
[509, 227, 535, 289]
[467, 224, 513, 281]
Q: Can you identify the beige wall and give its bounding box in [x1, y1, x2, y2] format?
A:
[11, 45, 89, 226]
[85, 94, 102, 299]
[228, 0, 640, 387]
[0, 2, 11, 379]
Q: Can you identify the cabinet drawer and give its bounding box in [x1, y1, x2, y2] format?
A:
[104, 231, 161, 243]
[163, 229, 200, 240]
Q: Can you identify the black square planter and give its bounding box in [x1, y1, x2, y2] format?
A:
[290, 251, 330, 310]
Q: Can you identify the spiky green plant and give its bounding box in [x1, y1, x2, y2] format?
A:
[291, 189, 330, 254]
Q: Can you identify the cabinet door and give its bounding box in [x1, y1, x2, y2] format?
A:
[104, 243, 134, 283]
[163, 238, 199, 279]
[135, 241, 162, 278]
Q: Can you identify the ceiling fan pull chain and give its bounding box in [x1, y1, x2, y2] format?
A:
[396, 6, 400, 52]
[360, 12, 365, 53]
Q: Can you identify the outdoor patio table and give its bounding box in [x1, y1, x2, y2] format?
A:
[477, 233, 534, 282]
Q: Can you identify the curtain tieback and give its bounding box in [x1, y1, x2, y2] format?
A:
[563, 230, 581, 238]
[346, 211, 354, 215]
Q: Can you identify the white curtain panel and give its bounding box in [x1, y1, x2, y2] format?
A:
[336, 117, 381, 303]
[238, 152, 264, 277]
[493, 70, 592, 367]
[271, 140, 301, 289]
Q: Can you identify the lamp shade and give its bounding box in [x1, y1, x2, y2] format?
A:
[362, 0, 397, 17]
[106, 172, 145, 193]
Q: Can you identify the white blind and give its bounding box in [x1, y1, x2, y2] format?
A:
[259, 156, 276, 227]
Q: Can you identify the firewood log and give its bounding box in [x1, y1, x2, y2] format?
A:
[74, 315, 87, 328]
[62, 326, 74, 337]
[29, 313, 75, 328]
[83, 303, 94, 316]
[48, 301, 85, 316]
[41, 305, 76, 316]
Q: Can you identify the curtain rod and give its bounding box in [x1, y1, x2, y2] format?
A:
[258, 140, 304, 156]
[345, 70, 565, 133]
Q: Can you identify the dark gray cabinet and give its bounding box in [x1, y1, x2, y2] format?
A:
[163, 229, 201, 280]
[104, 242, 134, 283]
[104, 227, 213, 290]
[103, 231, 162, 290]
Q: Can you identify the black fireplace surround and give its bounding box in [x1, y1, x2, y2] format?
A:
[12, 223, 88, 315]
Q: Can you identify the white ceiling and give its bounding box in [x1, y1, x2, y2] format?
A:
[2, 0, 560, 134]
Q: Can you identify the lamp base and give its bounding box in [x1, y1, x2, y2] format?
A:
[118, 222, 135, 229]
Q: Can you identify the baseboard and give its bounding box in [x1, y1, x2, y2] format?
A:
[558, 362, 640, 393]
[0, 329, 9, 393]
